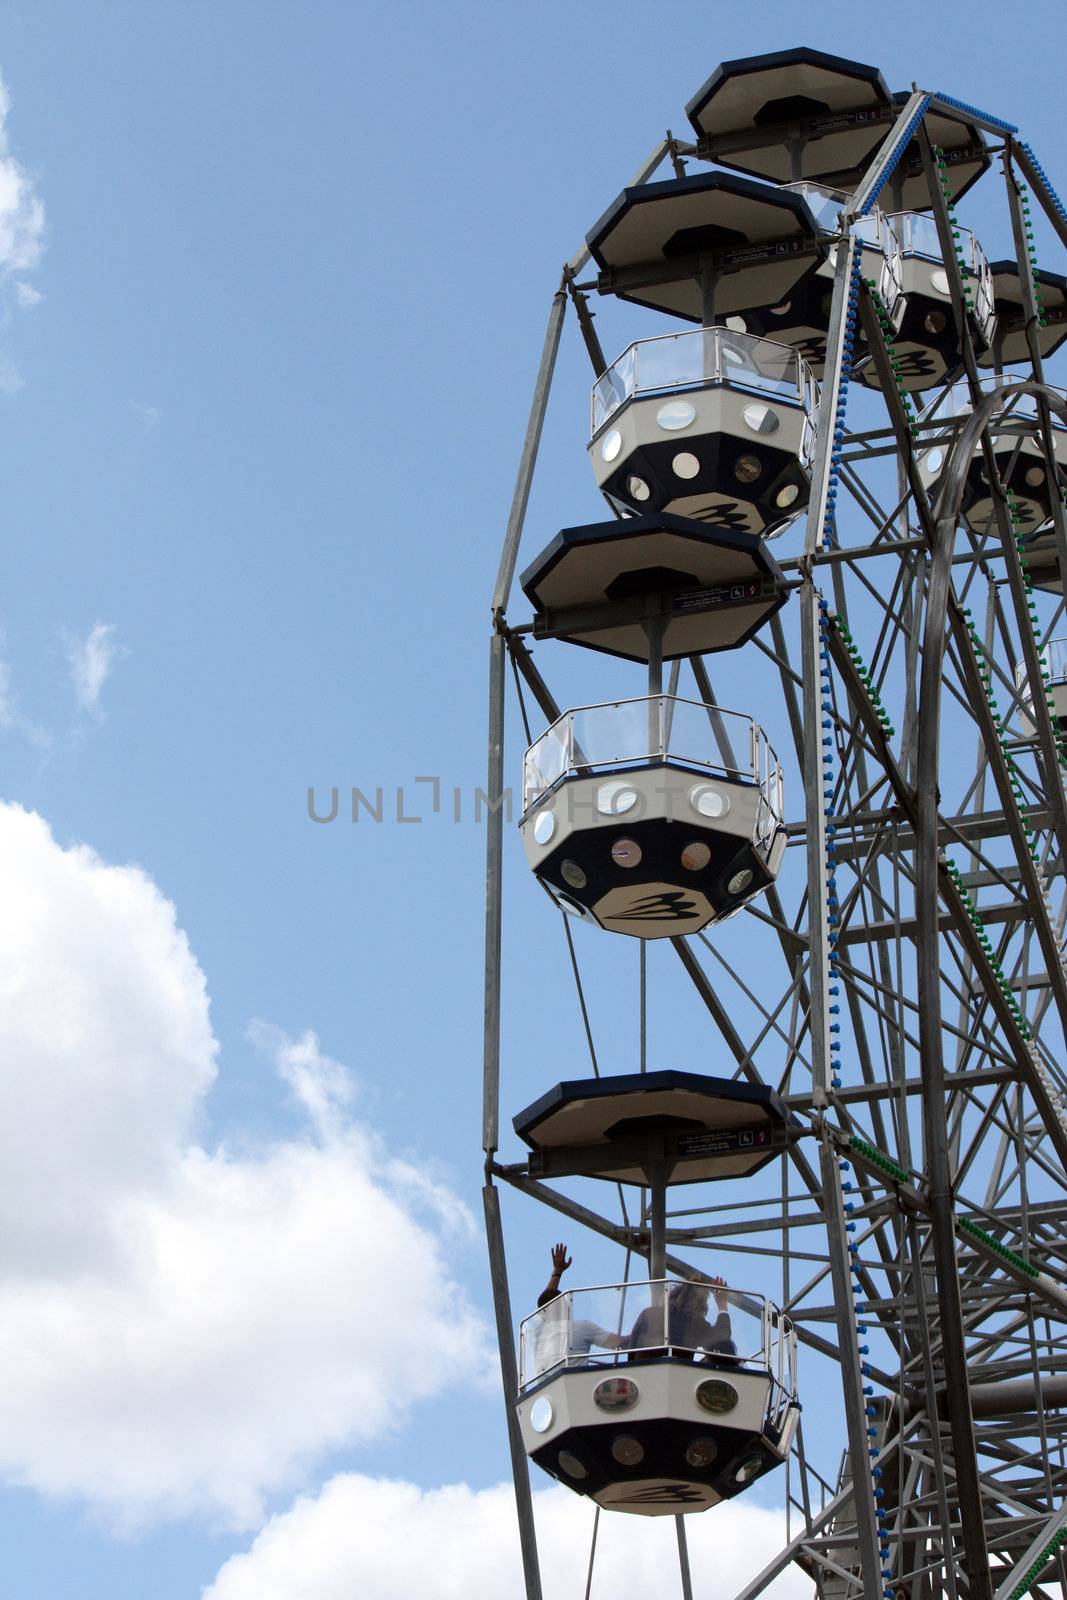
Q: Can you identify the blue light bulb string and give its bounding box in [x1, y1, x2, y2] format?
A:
[932, 91, 1017, 137]
[856, 96, 930, 216]
[1019, 144, 1067, 235]
[820, 249, 864, 551]
[817, 596, 842, 1086]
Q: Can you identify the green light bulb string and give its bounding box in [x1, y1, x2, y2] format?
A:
[933, 145, 976, 317]
[818, 598, 896, 1596]
[863, 279, 920, 439]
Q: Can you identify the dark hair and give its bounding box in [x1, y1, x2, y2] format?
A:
[537, 1289, 560, 1309]
[669, 1281, 709, 1309]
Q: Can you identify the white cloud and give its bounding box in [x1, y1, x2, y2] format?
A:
[249, 1020, 357, 1133]
[0, 74, 43, 279]
[65, 621, 126, 716]
[14, 280, 40, 309]
[132, 400, 161, 430]
[204, 1474, 812, 1600]
[0, 351, 23, 394]
[0, 653, 14, 728]
[0, 630, 49, 747]
[0, 803, 489, 1528]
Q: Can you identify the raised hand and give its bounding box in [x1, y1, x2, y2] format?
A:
[550, 1243, 573, 1277]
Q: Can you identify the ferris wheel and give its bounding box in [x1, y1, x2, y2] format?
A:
[481, 46, 1067, 1600]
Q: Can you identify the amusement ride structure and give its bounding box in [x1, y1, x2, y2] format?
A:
[481, 47, 1067, 1599]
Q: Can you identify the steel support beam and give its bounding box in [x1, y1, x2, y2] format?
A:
[491, 285, 567, 617]
[993, 1497, 1067, 1600]
[483, 630, 506, 1155]
[847, 90, 930, 220]
[915, 396, 996, 1600]
[816, 1141, 892, 1597]
[1012, 141, 1067, 254]
[483, 1183, 543, 1600]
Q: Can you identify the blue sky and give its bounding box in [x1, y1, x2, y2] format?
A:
[0, 2, 1063, 1595]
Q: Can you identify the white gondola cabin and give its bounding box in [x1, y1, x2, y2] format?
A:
[858, 213, 997, 391]
[588, 326, 817, 533]
[519, 695, 786, 938]
[979, 260, 1067, 371]
[916, 381, 1067, 552]
[516, 1278, 799, 1515]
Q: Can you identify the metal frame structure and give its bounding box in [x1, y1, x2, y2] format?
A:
[483, 72, 1067, 1600]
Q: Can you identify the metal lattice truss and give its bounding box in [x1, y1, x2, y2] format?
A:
[482, 88, 1067, 1600]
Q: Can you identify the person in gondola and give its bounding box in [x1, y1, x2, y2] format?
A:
[627, 1276, 737, 1360]
[534, 1243, 625, 1372]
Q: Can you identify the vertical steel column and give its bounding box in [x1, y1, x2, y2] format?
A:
[700, 260, 719, 328]
[800, 590, 831, 1113]
[485, 282, 568, 1154]
[914, 478, 995, 1598]
[913, 148, 1065, 1592]
[648, 1159, 669, 1281]
[800, 237, 857, 1109]
[906, 1216, 961, 1600]
[805, 220, 920, 1596]
[675, 1515, 695, 1600]
[491, 288, 568, 617]
[646, 609, 663, 758]
[817, 1139, 885, 1593]
[483, 630, 507, 1155]
[483, 1184, 544, 1600]
[797, 229, 886, 1599]
[582, 1507, 600, 1600]
[483, 276, 570, 1600]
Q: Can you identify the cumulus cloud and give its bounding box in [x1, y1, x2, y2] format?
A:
[204, 1474, 812, 1600]
[0, 73, 44, 384]
[251, 1020, 357, 1133]
[0, 803, 488, 1528]
[65, 621, 126, 716]
[0, 75, 43, 278]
